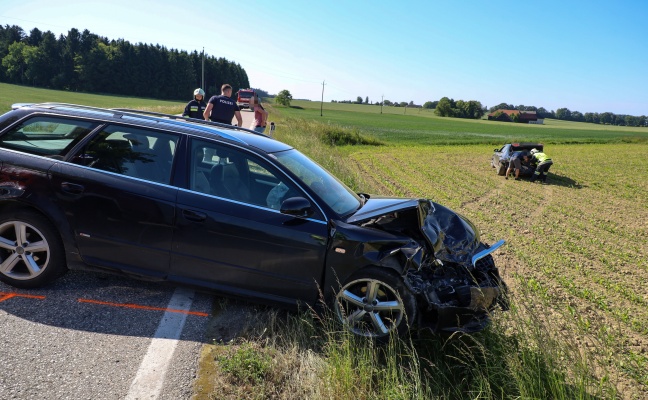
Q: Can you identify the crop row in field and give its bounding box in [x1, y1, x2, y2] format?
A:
[347, 142, 648, 393]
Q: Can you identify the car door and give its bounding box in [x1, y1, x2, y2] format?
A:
[170, 138, 329, 305]
[50, 124, 179, 278]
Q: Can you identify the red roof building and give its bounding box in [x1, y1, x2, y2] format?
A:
[488, 110, 538, 123]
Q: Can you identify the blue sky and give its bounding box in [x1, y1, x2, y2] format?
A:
[2, 0, 647, 115]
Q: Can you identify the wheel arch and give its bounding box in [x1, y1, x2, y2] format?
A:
[0, 201, 82, 268]
[332, 264, 418, 338]
[321, 260, 406, 306]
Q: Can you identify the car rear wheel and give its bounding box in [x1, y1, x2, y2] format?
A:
[0, 211, 67, 288]
[497, 161, 507, 176]
[334, 267, 416, 339]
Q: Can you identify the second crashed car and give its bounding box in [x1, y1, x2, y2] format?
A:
[0, 103, 508, 338]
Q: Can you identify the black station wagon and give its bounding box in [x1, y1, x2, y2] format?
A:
[0, 103, 508, 338]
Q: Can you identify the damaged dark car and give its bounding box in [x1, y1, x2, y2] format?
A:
[0, 103, 508, 338]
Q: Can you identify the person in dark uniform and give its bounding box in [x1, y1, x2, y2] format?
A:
[203, 84, 242, 127]
[182, 88, 206, 119]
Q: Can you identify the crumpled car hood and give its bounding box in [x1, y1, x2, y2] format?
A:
[346, 197, 480, 268]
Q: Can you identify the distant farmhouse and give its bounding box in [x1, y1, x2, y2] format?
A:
[488, 110, 544, 124]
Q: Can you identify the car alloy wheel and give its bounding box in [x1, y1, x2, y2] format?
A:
[334, 268, 416, 338]
[0, 211, 66, 288]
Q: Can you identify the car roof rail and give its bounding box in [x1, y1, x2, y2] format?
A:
[22, 103, 272, 143]
[111, 108, 271, 138]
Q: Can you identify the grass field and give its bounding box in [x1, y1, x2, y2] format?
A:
[0, 82, 186, 115]
[249, 104, 648, 399]
[1, 83, 646, 398]
[276, 99, 648, 146]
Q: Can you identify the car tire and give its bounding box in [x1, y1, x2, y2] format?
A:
[334, 267, 417, 339]
[0, 210, 67, 289]
[497, 161, 507, 176]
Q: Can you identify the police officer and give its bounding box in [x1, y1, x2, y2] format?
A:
[529, 148, 553, 183]
[203, 84, 243, 127]
[182, 88, 206, 119]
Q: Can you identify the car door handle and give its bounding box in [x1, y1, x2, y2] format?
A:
[61, 182, 85, 194]
[182, 209, 207, 222]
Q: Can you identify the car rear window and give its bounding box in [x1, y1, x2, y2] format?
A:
[0, 116, 98, 157]
[75, 125, 179, 185]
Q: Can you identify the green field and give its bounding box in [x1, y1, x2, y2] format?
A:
[277, 99, 648, 145]
[0, 82, 186, 115]
[1, 84, 646, 399]
[259, 102, 648, 399]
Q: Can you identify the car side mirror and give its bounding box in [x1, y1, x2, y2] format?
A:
[280, 197, 313, 218]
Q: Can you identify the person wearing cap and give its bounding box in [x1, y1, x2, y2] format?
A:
[182, 88, 207, 119]
[203, 84, 243, 127]
[528, 148, 553, 183]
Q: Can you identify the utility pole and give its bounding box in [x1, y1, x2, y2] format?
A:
[381, 95, 384, 114]
[320, 80, 326, 117]
[201, 47, 205, 89]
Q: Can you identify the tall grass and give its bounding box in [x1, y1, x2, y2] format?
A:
[197, 287, 617, 399]
[194, 108, 621, 399]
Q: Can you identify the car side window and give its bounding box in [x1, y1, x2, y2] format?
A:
[0, 116, 98, 158]
[189, 139, 302, 209]
[73, 125, 178, 184]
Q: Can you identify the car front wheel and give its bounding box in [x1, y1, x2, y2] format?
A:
[334, 267, 416, 339]
[0, 210, 67, 288]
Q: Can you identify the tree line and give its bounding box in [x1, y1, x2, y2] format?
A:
[0, 24, 250, 100]
[331, 94, 647, 127]
[489, 103, 647, 127]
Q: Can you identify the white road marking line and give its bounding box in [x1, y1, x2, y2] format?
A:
[125, 287, 194, 400]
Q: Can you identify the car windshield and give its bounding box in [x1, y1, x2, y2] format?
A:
[238, 92, 253, 99]
[272, 149, 361, 216]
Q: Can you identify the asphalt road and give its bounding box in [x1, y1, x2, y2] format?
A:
[238, 107, 254, 128]
[0, 270, 214, 399]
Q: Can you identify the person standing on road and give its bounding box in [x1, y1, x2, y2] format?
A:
[203, 84, 242, 126]
[249, 93, 268, 134]
[529, 148, 553, 183]
[182, 88, 207, 119]
[505, 150, 529, 180]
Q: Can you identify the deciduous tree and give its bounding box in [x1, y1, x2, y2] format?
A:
[275, 90, 293, 106]
[434, 97, 454, 117]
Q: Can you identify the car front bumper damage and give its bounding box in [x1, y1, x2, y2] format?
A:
[410, 200, 508, 332]
[335, 198, 509, 333]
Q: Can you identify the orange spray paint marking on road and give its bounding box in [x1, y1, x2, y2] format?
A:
[78, 298, 209, 317]
[0, 292, 46, 302]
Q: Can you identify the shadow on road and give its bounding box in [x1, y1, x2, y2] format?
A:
[0, 270, 216, 342]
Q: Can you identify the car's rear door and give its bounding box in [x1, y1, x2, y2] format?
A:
[170, 138, 328, 305]
[50, 124, 180, 278]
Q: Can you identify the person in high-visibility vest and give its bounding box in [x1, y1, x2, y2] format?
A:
[528, 148, 553, 183]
